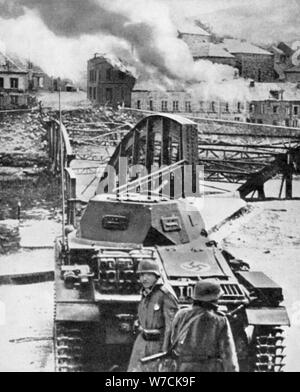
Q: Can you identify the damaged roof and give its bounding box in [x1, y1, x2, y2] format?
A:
[0, 50, 27, 73]
[222, 39, 273, 56]
[0, 51, 46, 75]
[91, 53, 137, 78]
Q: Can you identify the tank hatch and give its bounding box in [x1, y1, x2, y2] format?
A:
[78, 195, 205, 246]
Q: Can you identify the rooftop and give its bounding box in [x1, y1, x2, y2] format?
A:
[222, 39, 272, 56]
[190, 42, 235, 59]
[90, 53, 137, 78]
[0, 51, 27, 73]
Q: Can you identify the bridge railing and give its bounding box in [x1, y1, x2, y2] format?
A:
[114, 159, 200, 199]
[46, 118, 78, 226]
[46, 118, 75, 173]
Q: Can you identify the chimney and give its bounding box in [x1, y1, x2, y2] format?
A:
[249, 80, 255, 88]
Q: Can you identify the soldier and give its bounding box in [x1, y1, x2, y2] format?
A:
[127, 259, 178, 372]
[170, 280, 239, 372]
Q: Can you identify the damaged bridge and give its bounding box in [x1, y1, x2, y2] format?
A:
[45, 110, 300, 207]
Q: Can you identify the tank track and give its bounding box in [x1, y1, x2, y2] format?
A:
[54, 322, 88, 372]
[253, 327, 286, 372]
[54, 322, 103, 372]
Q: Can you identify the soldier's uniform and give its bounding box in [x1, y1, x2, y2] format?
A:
[170, 281, 239, 372]
[128, 261, 178, 372]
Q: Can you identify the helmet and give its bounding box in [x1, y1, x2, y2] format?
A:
[137, 260, 161, 277]
[192, 280, 223, 302]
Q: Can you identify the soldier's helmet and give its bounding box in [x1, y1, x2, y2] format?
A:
[137, 259, 161, 277]
[192, 280, 223, 302]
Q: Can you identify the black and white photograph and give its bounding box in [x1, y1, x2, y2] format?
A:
[0, 0, 299, 374]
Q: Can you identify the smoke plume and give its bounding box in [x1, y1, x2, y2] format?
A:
[0, 0, 238, 88]
[2, 0, 296, 101]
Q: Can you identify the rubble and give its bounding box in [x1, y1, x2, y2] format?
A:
[0, 111, 47, 159]
[0, 220, 20, 254]
[0, 153, 48, 168]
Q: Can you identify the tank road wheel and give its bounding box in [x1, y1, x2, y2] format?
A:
[251, 326, 286, 372]
[54, 322, 103, 372]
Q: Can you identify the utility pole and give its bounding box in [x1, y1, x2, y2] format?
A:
[59, 88, 66, 246]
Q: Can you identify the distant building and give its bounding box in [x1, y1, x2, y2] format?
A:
[132, 80, 300, 127]
[284, 66, 300, 83]
[187, 42, 237, 67]
[0, 51, 29, 109]
[277, 42, 295, 58]
[248, 82, 300, 127]
[269, 46, 288, 81]
[51, 77, 78, 92]
[27, 62, 52, 91]
[132, 81, 248, 122]
[177, 20, 212, 47]
[87, 54, 136, 108]
[221, 39, 275, 82]
[269, 43, 295, 81]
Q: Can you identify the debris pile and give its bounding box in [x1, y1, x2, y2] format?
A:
[46, 106, 139, 162]
[0, 111, 47, 159]
[0, 111, 48, 182]
[0, 220, 20, 254]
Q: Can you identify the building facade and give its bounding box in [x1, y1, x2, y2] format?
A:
[132, 86, 248, 122]
[0, 52, 29, 109]
[87, 54, 136, 108]
[132, 82, 300, 126]
[285, 66, 300, 83]
[249, 99, 300, 127]
[221, 39, 275, 82]
[27, 62, 52, 91]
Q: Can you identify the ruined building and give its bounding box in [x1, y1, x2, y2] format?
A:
[220, 39, 275, 82]
[27, 62, 52, 91]
[0, 51, 29, 109]
[87, 54, 136, 108]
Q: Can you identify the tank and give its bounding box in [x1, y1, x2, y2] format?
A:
[54, 193, 290, 372]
